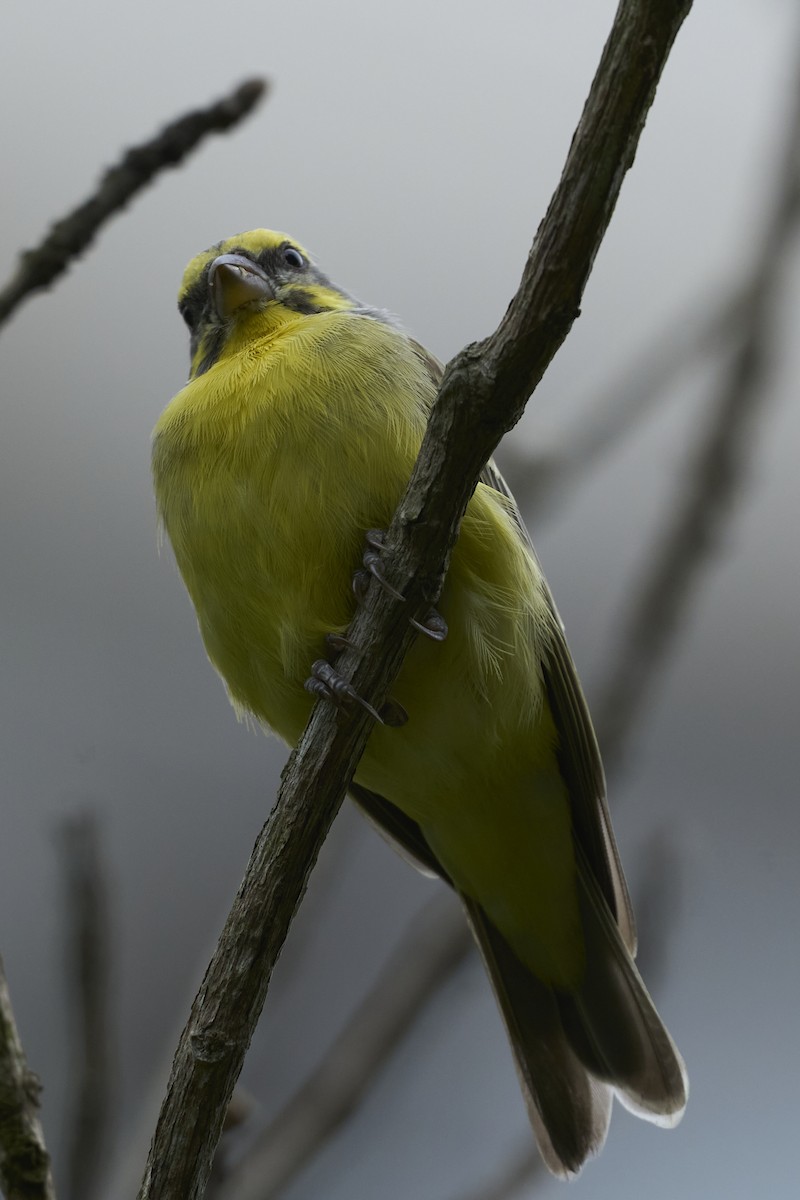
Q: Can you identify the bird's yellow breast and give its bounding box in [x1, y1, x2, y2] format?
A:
[154, 306, 553, 770]
[155, 313, 424, 730]
[154, 308, 580, 980]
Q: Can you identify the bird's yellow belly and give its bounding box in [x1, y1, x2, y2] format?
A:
[160, 444, 370, 745]
[158, 419, 540, 783]
[153, 330, 582, 982]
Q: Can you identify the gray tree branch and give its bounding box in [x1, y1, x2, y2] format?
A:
[499, 280, 754, 518]
[595, 14, 800, 770]
[0, 78, 267, 330]
[137, 4, 693, 1197]
[217, 894, 472, 1200]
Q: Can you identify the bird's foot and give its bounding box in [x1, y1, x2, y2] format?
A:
[304, 660, 408, 727]
[352, 528, 448, 643]
[324, 632, 357, 655]
[353, 528, 405, 602]
[409, 607, 448, 642]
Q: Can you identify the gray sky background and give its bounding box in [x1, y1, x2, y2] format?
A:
[2, 2, 799, 1198]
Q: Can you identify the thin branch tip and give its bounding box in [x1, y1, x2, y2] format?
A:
[0, 76, 270, 329]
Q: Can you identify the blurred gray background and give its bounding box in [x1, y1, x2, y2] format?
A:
[1, 1, 798, 1198]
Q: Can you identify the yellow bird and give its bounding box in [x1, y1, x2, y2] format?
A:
[153, 229, 687, 1176]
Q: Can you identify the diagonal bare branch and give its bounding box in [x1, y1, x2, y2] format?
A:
[595, 16, 800, 771]
[499, 280, 754, 518]
[0, 78, 267, 330]
[216, 894, 472, 1200]
[137, 5, 693, 1197]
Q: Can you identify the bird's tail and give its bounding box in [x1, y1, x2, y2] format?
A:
[463, 861, 687, 1178]
[465, 898, 611, 1176]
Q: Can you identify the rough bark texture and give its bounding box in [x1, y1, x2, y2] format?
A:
[216, 895, 472, 1200]
[0, 959, 55, 1200]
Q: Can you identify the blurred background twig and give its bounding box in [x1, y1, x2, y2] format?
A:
[216, 894, 472, 1200]
[0, 78, 266, 330]
[57, 811, 112, 1200]
[596, 15, 800, 770]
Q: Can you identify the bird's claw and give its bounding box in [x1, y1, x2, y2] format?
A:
[325, 632, 357, 655]
[409, 608, 448, 642]
[325, 530, 445, 728]
[305, 660, 383, 722]
[357, 528, 405, 602]
[379, 697, 409, 727]
[304, 659, 407, 727]
[353, 529, 448, 642]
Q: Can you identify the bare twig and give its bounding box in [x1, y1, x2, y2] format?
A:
[596, 17, 800, 771]
[0, 78, 267, 330]
[101, 809, 367, 1200]
[499, 281, 754, 518]
[455, 1145, 541, 1200]
[57, 812, 112, 1200]
[0, 957, 55, 1200]
[137, 5, 692, 1197]
[217, 894, 472, 1200]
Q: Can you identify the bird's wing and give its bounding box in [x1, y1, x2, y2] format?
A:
[349, 781, 445, 879]
[348, 342, 683, 1170]
[478, 456, 636, 954]
[407, 338, 636, 953]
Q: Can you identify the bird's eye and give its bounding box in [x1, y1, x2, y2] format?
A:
[283, 246, 305, 269]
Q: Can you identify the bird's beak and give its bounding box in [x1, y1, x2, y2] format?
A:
[209, 253, 273, 319]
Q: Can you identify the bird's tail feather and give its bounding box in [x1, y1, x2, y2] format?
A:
[557, 852, 688, 1126]
[463, 863, 686, 1177]
[464, 897, 612, 1178]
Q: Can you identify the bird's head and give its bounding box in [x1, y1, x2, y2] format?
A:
[177, 229, 387, 379]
